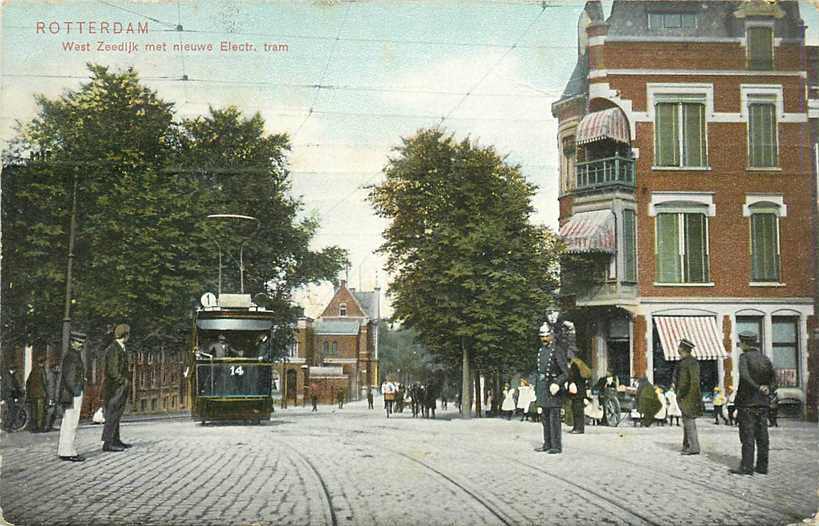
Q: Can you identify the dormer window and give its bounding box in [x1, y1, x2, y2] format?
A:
[747, 26, 773, 70]
[339, 303, 347, 317]
[648, 12, 697, 30]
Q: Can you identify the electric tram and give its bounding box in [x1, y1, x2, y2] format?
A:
[189, 214, 280, 425]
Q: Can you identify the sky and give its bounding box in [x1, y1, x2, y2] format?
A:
[2, 0, 818, 317]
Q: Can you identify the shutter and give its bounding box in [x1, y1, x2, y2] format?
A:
[655, 103, 679, 167]
[623, 210, 637, 282]
[656, 213, 681, 282]
[683, 213, 708, 283]
[749, 104, 777, 168]
[752, 213, 779, 281]
[682, 103, 706, 167]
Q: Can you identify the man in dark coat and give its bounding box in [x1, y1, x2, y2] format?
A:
[101, 324, 132, 452]
[2, 365, 23, 431]
[567, 357, 590, 434]
[26, 356, 48, 432]
[534, 319, 569, 454]
[58, 332, 87, 462]
[45, 362, 62, 431]
[731, 331, 776, 475]
[676, 338, 702, 455]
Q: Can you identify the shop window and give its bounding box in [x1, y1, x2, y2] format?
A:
[736, 316, 764, 348]
[748, 101, 778, 168]
[655, 101, 707, 168]
[655, 212, 709, 283]
[772, 317, 798, 387]
[748, 26, 773, 70]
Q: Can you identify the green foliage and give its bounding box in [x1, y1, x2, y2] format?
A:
[377, 324, 433, 384]
[2, 64, 347, 353]
[368, 128, 561, 377]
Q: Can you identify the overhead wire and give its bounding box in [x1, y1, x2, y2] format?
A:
[440, 3, 548, 125]
[292, 2, 352, 141]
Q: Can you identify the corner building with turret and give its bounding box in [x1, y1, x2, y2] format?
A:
[552, 0, 818, 417]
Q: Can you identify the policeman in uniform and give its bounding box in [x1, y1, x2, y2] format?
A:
[534, 318, 569, 454]
[730, 331, 775, 475]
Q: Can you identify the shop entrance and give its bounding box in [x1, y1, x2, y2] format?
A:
[607, 341, 630, 387]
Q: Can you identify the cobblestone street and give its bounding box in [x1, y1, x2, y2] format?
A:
[2, 398, 816, 526]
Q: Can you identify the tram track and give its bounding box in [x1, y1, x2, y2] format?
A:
[580, 441, 806, 522]
[378, 443, 662, 526]
[381, 446, 517, 526]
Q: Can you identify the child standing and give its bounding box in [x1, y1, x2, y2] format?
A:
[713, 387, 728, 425]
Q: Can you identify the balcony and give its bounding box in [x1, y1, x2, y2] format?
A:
[575, 155, 635, 194]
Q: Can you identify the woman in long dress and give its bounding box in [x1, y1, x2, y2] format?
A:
[654, 386, 668, 426]
[516, 380, 534, 422]
[501, 384, 516, 420]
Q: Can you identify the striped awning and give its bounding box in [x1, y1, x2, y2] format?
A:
[654, 316, 727, 361]
[559, 209, 616, 254]
[576, 107, 630, 145]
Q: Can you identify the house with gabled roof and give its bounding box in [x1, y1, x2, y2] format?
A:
[297, 280, 380, 403]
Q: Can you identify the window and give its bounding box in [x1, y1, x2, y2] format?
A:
[561, 136, 576, 193]
[750, 210, 780, 282]
[655, 101, 707, 168]
[736, 315, 764, 348]
[747, 26, 773, 70]
[748, 101, 777, 168]
[649, 12, 697, 30]
[289, 340, 299, 358]
[623, 209, 637, 282]
[322, 341, 329, 356]
[772, 317, 798, 387]
[339, 303, 347, 317]
[655, 212, 709, 283]
[331, 341, 338, 355]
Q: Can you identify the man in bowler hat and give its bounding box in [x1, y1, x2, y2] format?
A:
[676, 338, 702, 455]
[58, 332, 86, 462]
[534, 318, 569, 454]
[730, 331, 775, 475]
[102, 324, 132, 452]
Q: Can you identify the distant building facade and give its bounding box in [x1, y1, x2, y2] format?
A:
[287, 281, 381, 405]
[552, 0, 817, 416]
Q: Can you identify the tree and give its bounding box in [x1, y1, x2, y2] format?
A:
[368, 129, 560, 418]
[2, 64, 347, 357]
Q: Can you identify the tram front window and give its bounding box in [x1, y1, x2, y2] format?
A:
[197, 363, 273, 397]
[199, 330, 271, 359]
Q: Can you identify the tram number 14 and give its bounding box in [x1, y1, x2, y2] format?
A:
[229, 365, 245, 376]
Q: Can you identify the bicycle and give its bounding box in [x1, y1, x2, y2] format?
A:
[2, 397, 29, 432]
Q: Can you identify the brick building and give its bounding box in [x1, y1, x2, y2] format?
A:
[552, 0, 817, 416]
[286, 281, 380, 405]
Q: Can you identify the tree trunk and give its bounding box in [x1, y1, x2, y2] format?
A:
[474, 367, 482, 418]
[461, 337, 471, 419]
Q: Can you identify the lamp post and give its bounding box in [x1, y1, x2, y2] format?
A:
[60, 172, 79, 365]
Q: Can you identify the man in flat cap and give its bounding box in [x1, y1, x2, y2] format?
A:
[676, 338, 702, 455]
[101, 324, 132, 452]
[534, 318, 569, 454]
[731, 331, 775, 475]
[25, 355, 48, 432]
[58, 332, 86, 461]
